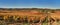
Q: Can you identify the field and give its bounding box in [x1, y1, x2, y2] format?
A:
[13, 21, 60, 25]
[0, 8, 60, 25]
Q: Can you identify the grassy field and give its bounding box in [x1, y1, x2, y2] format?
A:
[0, 21, 48, 25]
[0, 21, 60, 25]
[23, 23, 48, 25]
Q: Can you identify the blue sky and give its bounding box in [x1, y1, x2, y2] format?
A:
[0, 0, 60, 8]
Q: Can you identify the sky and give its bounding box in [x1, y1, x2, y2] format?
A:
[0, 0, 60, 9]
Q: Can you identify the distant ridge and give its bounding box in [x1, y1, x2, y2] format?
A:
[0, 8, 60, 10]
